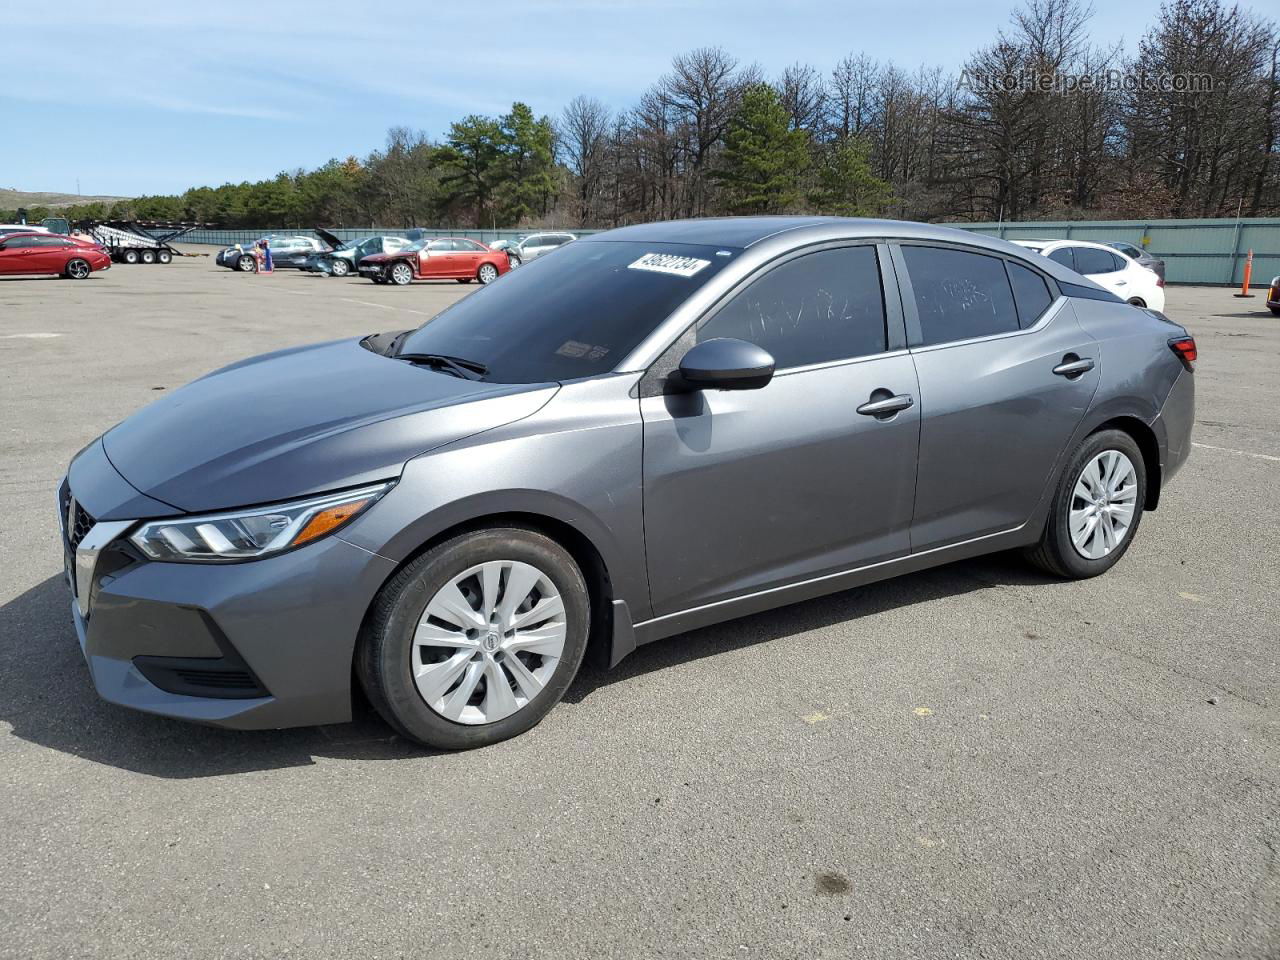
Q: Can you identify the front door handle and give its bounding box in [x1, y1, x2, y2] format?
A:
[1052, 356, 1095, 378]
[856, 392, 914, 419]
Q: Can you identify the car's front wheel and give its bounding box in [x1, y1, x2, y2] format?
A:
[359, 527, 590, 750]
[389, 261, 414, 285]
[330, 258, 350, 277]
[236, 254, 256, 272]
[477, 263, 499, 284]
[1026, 429, 1146, 579]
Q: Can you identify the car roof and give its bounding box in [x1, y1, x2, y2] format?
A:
[1011, 237, 1119, 253]
[0, 223, 50, 232]
[584, 216, 1109, 291]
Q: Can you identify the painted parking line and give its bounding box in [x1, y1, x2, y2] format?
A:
[1191, 442, 1280, 463]
[0, 332, 63, 339]
[339, 297, 433, 317]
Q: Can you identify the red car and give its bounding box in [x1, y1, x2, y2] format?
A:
[0, 232, 111, 279]
[358, 237, 511, 286]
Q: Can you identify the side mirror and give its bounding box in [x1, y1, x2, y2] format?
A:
[677, 338, 775, 391]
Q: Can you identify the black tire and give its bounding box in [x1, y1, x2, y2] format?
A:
[63, 258, 91, 280]
[330, 258, 350, 277]
[1269, 306, 1280, 317]
[477, 262, 499, 284]
[388, 261, 414, 286]
[122, 248, 139, 264]
[455, 277, 473, 284]
[1127, 297, 1146, 308]
[1025, 428, 1146, 579]
[156, 249, 172, 264]
[140, 248, 156, 264]
[358, 527, 590, 750]
[236, 254, 257, 273]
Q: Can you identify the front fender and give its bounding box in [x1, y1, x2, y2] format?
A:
[337, 375, 650, 620]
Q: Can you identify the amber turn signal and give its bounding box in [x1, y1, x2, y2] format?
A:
[292, 497, 375, 546]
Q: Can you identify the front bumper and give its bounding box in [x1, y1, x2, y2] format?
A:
[60, 477, 396, 730]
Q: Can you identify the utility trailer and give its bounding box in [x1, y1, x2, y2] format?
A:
[76, 220, 198, 264]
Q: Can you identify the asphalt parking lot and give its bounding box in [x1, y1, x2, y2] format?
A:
[1, 251, 1277, 959]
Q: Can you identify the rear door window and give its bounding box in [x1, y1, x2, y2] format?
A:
[901, 246, 1020, 346]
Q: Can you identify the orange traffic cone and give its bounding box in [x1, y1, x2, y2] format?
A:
[1233, 249, 1255, 298]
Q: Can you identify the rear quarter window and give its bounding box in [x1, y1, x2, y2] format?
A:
[1006, 261, 1054, 328]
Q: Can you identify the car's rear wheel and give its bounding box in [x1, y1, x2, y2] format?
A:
[236, 254, 256, 272]
[1127, 297, 1146, 307]
[477, 263, 499, 284]
[156, 249, 172, 264]
[64, 258, 91, 280]
[122, 248, 139, 264]
[330, 258, 350, 277]
[1026, 429, 1146, 579]
[140, 248, 156, 264]
[359, 527, 590, 750]
[389, 261, 414, 285]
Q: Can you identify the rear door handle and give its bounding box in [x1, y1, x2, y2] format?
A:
[856, 393, 914, 419]
[1052, 357, 1095, 378]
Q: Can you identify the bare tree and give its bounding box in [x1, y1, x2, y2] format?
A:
[777, 62, 826, 133]
[559, 95, 611, 224]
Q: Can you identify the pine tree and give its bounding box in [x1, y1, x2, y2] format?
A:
[711, 84, 811, 214]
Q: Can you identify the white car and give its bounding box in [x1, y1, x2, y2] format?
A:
[515, 232, 577, 262]
[0, 223, 51, 237]
[1011, 239, 1165, 312]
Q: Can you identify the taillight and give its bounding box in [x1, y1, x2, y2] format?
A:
[1156, 276, 1165, 288]
[1169, 337, 1197, 371]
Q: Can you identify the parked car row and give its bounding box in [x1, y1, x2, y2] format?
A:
[212, 229, 579, 280]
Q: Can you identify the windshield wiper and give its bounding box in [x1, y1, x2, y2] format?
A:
[394, 352, 488, 381]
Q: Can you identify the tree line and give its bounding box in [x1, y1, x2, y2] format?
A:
[7, 0, 1276, 230]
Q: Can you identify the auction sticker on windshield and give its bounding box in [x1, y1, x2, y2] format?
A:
[628, 253, 711, 278]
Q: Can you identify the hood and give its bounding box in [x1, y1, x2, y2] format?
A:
[102, 338, 557, 512]
[314, 226, 343, 249]
[361, 252, 396, 263]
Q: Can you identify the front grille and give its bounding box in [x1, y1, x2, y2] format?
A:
[61, 485, 95, 551]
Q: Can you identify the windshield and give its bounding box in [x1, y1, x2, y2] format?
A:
[396, 240, 735, 383]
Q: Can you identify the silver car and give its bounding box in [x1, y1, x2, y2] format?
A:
[516, 231, 576, 261]
[58, 217, 1195, 749]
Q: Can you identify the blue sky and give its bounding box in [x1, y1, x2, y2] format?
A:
[3, 0, 1171, 197]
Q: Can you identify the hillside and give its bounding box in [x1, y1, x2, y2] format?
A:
[0, 188, 130, 209]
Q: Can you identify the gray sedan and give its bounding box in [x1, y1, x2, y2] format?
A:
[58, 217, 1195, 749]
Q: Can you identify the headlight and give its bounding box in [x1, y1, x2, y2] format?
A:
[129, 482, 392, 562]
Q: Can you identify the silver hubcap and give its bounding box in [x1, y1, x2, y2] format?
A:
[1070, 450, 1138, 560]
[69, 260, 89, 278]
[479, 265, 497, 283]
[392, 264, 412, 284]
[332, 261, 347, 275]
[413, 560, 566, 725]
